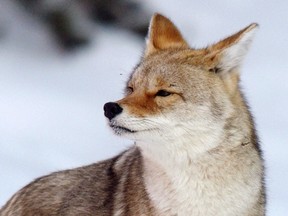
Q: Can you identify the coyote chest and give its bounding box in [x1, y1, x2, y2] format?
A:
[143, 146, 262, 216]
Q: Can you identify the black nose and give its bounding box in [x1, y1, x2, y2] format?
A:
[103, 102, 123, 120]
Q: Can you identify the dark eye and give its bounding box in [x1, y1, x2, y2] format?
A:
[126, 87, 133, 94]
[155, 90, 172, 97]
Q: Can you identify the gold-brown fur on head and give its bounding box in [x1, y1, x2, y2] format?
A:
[143, 13, 258, 93]
[118, 14, 258, 118]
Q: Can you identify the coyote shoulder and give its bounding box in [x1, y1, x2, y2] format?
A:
[0, 14, 265, 216]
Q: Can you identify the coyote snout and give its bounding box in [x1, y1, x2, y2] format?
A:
[103, 102, 123, 120]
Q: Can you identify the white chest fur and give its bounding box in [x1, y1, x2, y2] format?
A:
[142, 145, 262, 216]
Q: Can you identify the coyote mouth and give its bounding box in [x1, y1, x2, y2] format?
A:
[110, 125, 136, 134]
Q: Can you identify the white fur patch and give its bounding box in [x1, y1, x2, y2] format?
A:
[220, 25, 258, 72]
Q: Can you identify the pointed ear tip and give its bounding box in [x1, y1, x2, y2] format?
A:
[151, 13, 168, 22]
[248, 23, 260, 31]
[152, 13, 163, 18]
[242, 23, 259, 39]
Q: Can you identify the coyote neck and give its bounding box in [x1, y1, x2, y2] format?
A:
[136, 100, 251, 170]
[137, 121, 241, 169]
[138, 125, 257, 216]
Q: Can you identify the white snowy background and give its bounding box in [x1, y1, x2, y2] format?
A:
[0, 0, 287, 215]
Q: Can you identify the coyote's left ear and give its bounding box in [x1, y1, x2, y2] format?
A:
[206, 23, 259, 77]
[144, 13, 189, 56]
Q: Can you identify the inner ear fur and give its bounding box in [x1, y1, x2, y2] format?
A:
[205, 23, 259, 76]
[202, 23, 258, 95]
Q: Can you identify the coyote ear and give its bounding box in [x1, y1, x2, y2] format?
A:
[207, 23, 259, 76]
[144, 13, 189, 56]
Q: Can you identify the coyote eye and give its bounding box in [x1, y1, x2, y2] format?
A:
[126, 87, 134, 94]
[155, 90, 171, 97]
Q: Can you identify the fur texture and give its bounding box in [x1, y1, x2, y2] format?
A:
[0, 14, 265, 216]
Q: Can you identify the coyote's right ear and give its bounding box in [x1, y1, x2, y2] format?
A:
[205, 23, 258, 94]
[206, 23, 259, 76]
[144, 14, 189, 57]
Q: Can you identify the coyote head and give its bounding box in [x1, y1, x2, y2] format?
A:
[104, 14, 258, 153]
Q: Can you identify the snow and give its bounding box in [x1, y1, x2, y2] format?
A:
[0, 0, 287, 215]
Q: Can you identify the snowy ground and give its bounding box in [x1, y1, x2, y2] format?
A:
[0, 0, 287, 215]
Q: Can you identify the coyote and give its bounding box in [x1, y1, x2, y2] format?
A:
[0, 14, 265, 215]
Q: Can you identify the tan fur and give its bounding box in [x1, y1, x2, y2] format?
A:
[0, 14, 265, 215]
[145, 14, 189, 56]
